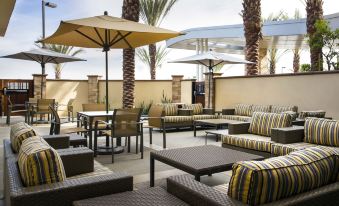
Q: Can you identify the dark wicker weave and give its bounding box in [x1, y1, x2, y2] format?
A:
[73, 187, 188, 206]
[150, 145, 263, 186]
[271, 126, 304, 143]
[167, 175, 339, 206]
[3, 139, 133, 206]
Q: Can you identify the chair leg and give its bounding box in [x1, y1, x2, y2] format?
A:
[105, 135, 109, 147]
[140, 126, 144, 159]
[162, 126, 167, 149]
[135, 135, 139, 154]
[111, 137, 115, 163]
[149, 128, 153, 144]
[127, 136, 131, 153]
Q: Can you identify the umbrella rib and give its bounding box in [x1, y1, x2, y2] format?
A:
[94, 28, 105, 45]
[213, 61, 224, 68]
[47, 57, 58, 64]
[22, 53, 41, 63]
[109, 33, 120, 45]
[75, 29, 104, 47]
[110, 31, 132, 48]
[197, 60, 208, 67]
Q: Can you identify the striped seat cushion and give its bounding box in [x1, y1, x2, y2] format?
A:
[299, 110, 326, 119]
[164, 116, 193, 123]
[228, 146, 339, 205]
[10, 122, 38, 153]
[251, 105, 271, 116]
[304, 118, 339, 147]
[222, 134, 273, 153]
[271, 142, 317, 156]
[248, 112, 292, 137]
[234, 104, 252, 116]
[271, 105, 298, 113]
[192, 114, 218, 121]
[219, 115, 252, 122]
[157, 104, 178, 116]
[183, 103, 203, 115]
[18, 136, 66, 187]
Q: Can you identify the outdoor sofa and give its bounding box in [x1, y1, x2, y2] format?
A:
[4, 122, 133, 206]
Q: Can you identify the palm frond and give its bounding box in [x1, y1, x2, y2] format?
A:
[136, 45, 170, 69]
[140, 0, 178, 26]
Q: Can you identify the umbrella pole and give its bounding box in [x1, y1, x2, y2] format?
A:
[41, 63, 45, 99]
[208, 60, 213, 108]
[105, 49, 109, 113]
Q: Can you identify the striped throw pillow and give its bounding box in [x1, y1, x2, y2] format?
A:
[234, 104, 252, 116]
[18, 136, 66, 187]
[304, 118, 339, 147]
[249, 112, 292, 137]
[271, 105, 298, 113]
[10, 122, 38, 153]
[162, 104, 178, 116]
[299, 110, 326, 119]
[228, 146, 339, 205]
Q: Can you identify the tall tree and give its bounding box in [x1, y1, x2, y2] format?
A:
[122, 0, 140, 108]
[139, 0, 178, 79]
[292, 9, 303, 73]
[136, 45, 170, 71]
[306, 0, 324, 71]
[36, 44, 84, 79]
[242, 0, 263, 75]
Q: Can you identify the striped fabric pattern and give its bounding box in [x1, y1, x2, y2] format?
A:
[164, 116, 193, 123]
[160, 104, 178, 116]
[228, 146, 339, 205]
[18, 136, 66, 187]
[282, 111, 298, 121]
[192, 114, 218, 121]
[234, 104, 252, 116]
[183, 103, 203, 115]
[251, 105, 271, 116]
[271, 142, 317, 156]
[220, 115, 252, 122]
[304, 118, 339, 147]
[248, 112, 292, 137]
[10, 122, 38, 153]
[222, 134, 272, 152]
[271, 105, 298, 113]
[299, 110, 326, 119]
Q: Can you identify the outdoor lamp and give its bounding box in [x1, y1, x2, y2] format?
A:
[45, 2, 57, 8]
[42, 0, 57, 47]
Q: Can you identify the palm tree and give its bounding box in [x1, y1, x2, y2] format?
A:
[267, 48, 288, 74]
[306, 0, 324, 71]
[36, 44, 84, 79]
[292, 9, 303, 73]
[242, 0, 263, 75]
[136, 45, 170, 71]
[122, 0, 140, 109]
[139, 0, 178, 79]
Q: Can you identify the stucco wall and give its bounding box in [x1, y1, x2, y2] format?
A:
[181, 80, 193, 104]
[215, 71, 339, 119]
[46, 80, 88, 116]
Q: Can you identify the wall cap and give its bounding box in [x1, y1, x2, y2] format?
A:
[32, 74, 48, 77]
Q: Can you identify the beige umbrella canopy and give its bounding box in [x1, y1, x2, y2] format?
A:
[42, 11, 181, 112]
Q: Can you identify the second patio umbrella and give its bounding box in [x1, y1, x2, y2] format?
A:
[1, 48, 86, 98]
[41, 11, 181, 113]
[169, 50, 253, 108]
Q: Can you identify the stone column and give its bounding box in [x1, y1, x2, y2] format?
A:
[33, 74, 47, 99]
[171, 75, 184, 103]
[204, 72, 223, 108]
[87, 75, 101, 103]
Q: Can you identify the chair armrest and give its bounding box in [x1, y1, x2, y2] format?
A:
[228, 122, 251, 134]
[222, 109, 235, 115]
[178, 109, 193, 116]
[167, 175, 236, 206]
[203, 108, 214, 115]
[271, 126, 304, 143]
[42, 135, 70, 149]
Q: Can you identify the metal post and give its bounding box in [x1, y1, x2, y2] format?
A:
[104, 30, 109, 114]
[42, 0, 46, 48]
[41, 63, 45, 98]
[208, 60, 212, 108]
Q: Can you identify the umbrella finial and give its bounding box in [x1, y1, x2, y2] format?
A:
[104, 11, 108, 15]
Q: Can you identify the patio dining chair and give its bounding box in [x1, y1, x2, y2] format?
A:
[30, 98, 55, 124]
[95, 108, 143, 163]
[6, 96, 28, 125]
[147, 105, 167, 148]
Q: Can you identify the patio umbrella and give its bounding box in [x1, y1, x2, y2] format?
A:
[1, 48, 86, 98]
[169, 50, 253, 108]
[41, 11, 181, 113]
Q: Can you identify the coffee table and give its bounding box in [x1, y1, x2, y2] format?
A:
[193, 119, 242, 137]
[150, 145, 263, 187]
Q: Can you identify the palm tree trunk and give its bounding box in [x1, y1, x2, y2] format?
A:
[242, 0, 262, 76]
[293, 51, 300, 73]
[306, 0, 324, 71]
[55, 64, 61, 79]
[149, 44, 156, 80]
[269, 63, 275, 74]
[122, 0, 140, 109]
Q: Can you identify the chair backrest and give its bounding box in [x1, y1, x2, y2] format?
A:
[37, 99, 55, 112]
[148, 105, 164, 128]
[82, 103, 106, 111]
[111, 108, 142, 137]
[67, 99, 75, 111]
[49, 106, 61, 135]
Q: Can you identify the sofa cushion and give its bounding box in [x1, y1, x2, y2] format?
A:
[164, 116, 193, 123]
[248, 112, 292, 137]
[160, 104, 178, 116]
[299, 110, 326, 119]
[234, 104, 252, 116]
[304, 118, 339, 147]
[251, 105, 271, 116]
[183, 103, 203, 115]
[271, 142, 317, 156]
[10, 122, 38, 153]
[192, 114, 218, 121]
[18, 136, 66, 187]
[228, 146, 339, 205]
[222, 134, 273, 153]
[282, 111, 298, 121]
[271, 105, 298, 113]
[219, 115, 252, 122]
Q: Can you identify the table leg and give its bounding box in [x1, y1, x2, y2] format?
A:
[193, 121, 197, 137]
[140, 125, 144, 159]
[150, 154, 155, 187]
[195, 175, 200, 182]
[89, 117, 93, 150]
[205, 133, 208, 145]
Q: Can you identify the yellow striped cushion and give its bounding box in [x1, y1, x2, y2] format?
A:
[220, 115, 252, 122]
[234, 104, 252, 116]
[271, 105, 298, 113]
[222, 134, 272, 152]
[162, 104, 178, 116]
[304, 118, 339, 147]
[271, 142, 317, 156]
[164, 116, 193, 123]
[251, 105, 271, 116]
[18, 136, 66, 187]
[10, 122, 38, 153]
[183, 103, 203, 115]
[228, 146, 339, 205]
[249, 112, 292, 137]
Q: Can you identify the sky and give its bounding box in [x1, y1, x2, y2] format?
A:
[0, 0, 338, 80]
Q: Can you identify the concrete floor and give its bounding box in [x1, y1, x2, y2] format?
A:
[0, 116, 232, 200]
